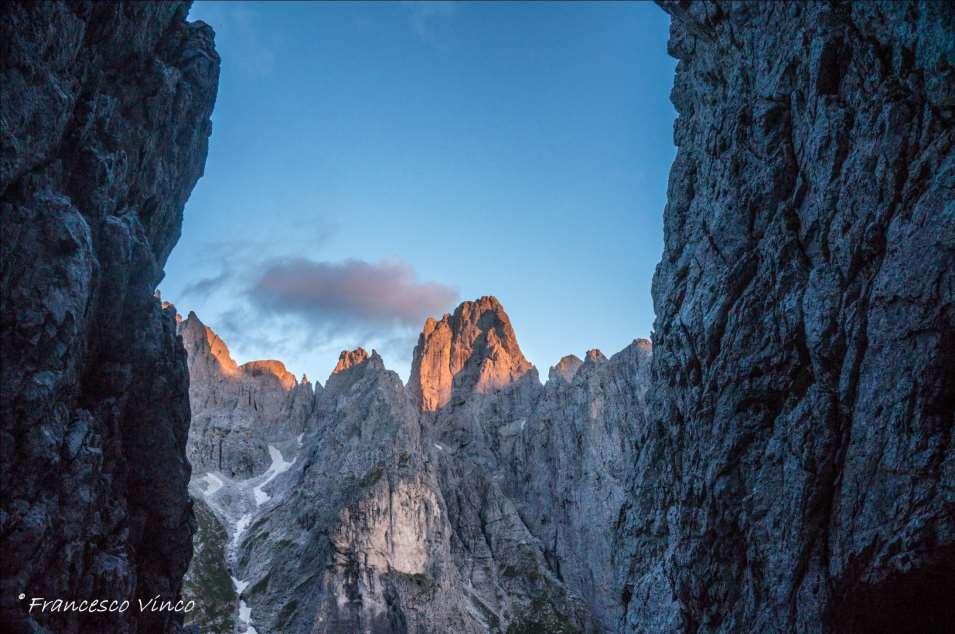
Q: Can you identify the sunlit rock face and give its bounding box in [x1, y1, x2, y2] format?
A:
[202, 344, 474, 633]
[333, 347, 370, 373]
[618, 1, 955, 631]
[179, 312, 316, 478]
[411, 296, 544, 473]
[0, 2, 218, 632]
[409, 295, 535, 412]
[549, 354, 584, 384]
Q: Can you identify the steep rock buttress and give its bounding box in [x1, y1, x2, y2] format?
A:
[0, 2, 219, 632]
[618, 2, 954, 631]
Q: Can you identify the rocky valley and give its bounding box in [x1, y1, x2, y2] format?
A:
[2, 1, 952, 633]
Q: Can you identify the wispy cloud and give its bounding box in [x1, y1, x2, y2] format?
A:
[248, 257, 458, 331]
[180, 269, 233, 299]
[170, 247, 457, 379]
[400, 1, 456, 43]
[178, 220, 338, 301]
[191, 221, 337, 268]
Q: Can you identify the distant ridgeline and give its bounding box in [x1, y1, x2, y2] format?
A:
[180, 298, 652, 632]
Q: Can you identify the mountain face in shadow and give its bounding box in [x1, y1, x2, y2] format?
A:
[0, 2, 219, 632]
[629, 1, 954, 631]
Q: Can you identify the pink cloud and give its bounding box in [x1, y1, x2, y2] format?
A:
[248, 257, 458, 329]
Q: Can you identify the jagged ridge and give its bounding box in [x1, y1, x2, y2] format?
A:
[183, 297, 650, 632]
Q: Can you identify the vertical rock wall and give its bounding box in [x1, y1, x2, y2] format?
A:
[623, 1, 954, 631]
[0, 2, 218, 631]
[179, 312, 317, 479]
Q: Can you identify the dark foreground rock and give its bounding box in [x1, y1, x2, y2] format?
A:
[0, 2, 218, 632]
[618, 1, 954, 631]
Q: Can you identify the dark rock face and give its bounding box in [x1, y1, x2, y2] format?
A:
[0, 2, 218, 632]
[620, 1, 954, 631]
[182, 497, 236, 634]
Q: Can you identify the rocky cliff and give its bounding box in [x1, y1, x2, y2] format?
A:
[184, 298, 647, 633]
[617, 1, 954, 631]
[179, 312, 316, 479]
[510, 340, 652, 629]
[0, 2, 218, 632]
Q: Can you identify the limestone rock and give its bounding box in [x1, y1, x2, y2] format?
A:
[618, 2, 955, 631]
[179, 312, 316, 478]
[333, 347, 370, 374]
[0, 2, 218, 631]
[409, 296, 534, 412]
[509, 339, 653, 630]
[183, 299, 614, 632]
[548, 354, 584, 384]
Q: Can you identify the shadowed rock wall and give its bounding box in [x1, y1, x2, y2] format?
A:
[0, 2, 218, 631]
[618, 1, 953, 631]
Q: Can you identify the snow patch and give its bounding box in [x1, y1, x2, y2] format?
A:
[202, 472, 224, 496]
[238, 599, 258, 634]
[231, 576, 249, 594]
[192, 447, 298, 632]
[296, 433, 304, 447]
[232, 513, 252, 553]
[252, 445, 296, 506]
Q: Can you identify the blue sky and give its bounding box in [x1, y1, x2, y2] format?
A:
[166, 1, 676, 383]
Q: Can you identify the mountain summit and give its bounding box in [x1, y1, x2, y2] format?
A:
[409, 295, 534, 411]
[178, 312, 315, 478]
[182, 297, 647, 631]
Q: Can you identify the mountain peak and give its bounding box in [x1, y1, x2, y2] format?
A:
[324, 348, 386, 397]
[179, 313, 301, 391]
[179, 311, 240, 378]
[549, 354, 584, 384]
[409, 296, 533, 411]
[333, 347, 370, 374]
[240, 360, 296, 390]
[631, 338, 652, 354]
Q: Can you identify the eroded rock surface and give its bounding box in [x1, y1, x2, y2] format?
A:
[185, 298, 645, 633]
[511, 340, 653, 629]
[0, 1, 218, 632]
[179, 312, 316, 478]
[410, 296, 534, 413]
[618, 1, 954, 631]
